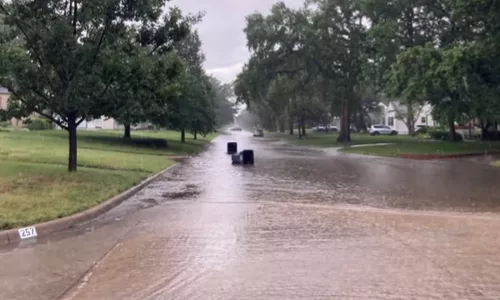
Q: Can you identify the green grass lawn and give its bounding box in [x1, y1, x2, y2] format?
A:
[341, 140, 500, 157]
[269, 131, 500, 157]
[269, 131, 418, 147]
[0, 129, 217, 229]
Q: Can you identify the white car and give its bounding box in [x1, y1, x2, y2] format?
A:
[369, 125, 398, 135]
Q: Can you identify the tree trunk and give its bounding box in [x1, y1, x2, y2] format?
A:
[193, 129, 197, 140]
[67, 116, 78, 172]
[301, 117, 306, 136]
[124, 124, 131, 139]
[481, 121, 491, 140]
[181, 128, 186, 143]
[337, 102, 351, 142]
[298, 119, 302, 139]
[449, 120, 458, 141]
[278, 117, 285, 133]
[289, 120, 294, 135]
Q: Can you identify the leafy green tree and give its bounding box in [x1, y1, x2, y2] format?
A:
[306, 0, 367, 141]
[102, 11, 190, 139]
[209, 76, 236, 127]
[0, 0, 170, 171]
[165, 29, 217, 142]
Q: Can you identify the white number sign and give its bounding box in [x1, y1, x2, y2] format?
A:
[18, 227, 38, 240]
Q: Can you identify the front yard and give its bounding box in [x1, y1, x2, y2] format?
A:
[269, 131, 417, 147]
[270, 131, 500, 157]
[341, 141, 500, 157]
[0, 130, 217, 229]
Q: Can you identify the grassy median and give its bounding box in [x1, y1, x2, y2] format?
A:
[341, 141, 500, 157]
[0, 129, 217, 229]
[270, 131, 500, 157]
[270, 131, 417, 147]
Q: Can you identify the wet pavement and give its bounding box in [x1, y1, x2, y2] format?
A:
[2, 131, 500, 299]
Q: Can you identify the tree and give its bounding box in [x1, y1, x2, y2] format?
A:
[209, 76, 236, 127]
[387, 45, 440, 135]
[306, 0, 368, 142]
[102, 11, 190, 139]
[0, 0, 173, 171]
[363, 0, 442, 135]
[166, 29, 216, 142]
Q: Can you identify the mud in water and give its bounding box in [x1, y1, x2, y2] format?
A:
[3, 130, 500, 300]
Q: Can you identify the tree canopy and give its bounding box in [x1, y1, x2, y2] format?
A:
[0, 0, 235, 171]
[235, 0, 500, 141]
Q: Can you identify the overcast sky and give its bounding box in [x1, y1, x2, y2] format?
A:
[170, 0, 304, 84]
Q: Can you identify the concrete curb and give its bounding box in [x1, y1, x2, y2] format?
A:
[399, 151, 500, 160]
[0, 163, 181, 246]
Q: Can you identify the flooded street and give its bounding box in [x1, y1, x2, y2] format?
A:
[2, 131, 500, 300]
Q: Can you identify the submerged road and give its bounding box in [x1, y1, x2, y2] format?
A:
[2, 131, 500, 300]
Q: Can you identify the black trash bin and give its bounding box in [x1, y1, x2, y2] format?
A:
[227, 142, 237, 154]
[242, 150, 254, 165]
[231, 153, 242, 164]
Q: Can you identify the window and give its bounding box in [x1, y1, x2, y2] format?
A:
[388, 117, 394, 126]
[421, 116, 426, 123]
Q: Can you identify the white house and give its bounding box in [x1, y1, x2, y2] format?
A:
[63, 116, 151, 130]
[377, 101, 436, 134]
[77, 116, 120, 130]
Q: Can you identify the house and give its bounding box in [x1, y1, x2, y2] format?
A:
[1, 88, 153, 130]
[0, 87, 25, 127]
[0, 87, 9, 111]
[77, 117, 121, 130]
[377, 101, 437, 134]
[76, 117, 152, 130]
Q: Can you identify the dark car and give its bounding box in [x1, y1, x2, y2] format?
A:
[253, 129, 264, 137]
[415, 125, 428, 135]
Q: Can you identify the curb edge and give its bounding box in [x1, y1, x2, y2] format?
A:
[398, 151, 500, 160]
[0, 162, 181, 246]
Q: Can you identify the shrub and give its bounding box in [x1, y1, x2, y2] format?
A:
[483, 131, 500, 141]
[429, 130, 463, 141]
[0, 121, 9, 128]
[0, 126, 13, 132]
[0, 109, 7, 122]
[26, 118, 53, 131]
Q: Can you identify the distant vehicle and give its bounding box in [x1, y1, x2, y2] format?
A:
[230, 127, 242, 131]
[253, 129, 264, 137]
[313, 125, 338, 132]
[415, 125, 428, 134]
[369, 125, 398, 135]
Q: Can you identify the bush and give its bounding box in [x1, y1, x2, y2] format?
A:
[0, 121, 9, 128]
[0, 126, 13, 132]
[0, 109, 7, 122]
[26, 118, 53, 131]
[483, 131, 500, 141]
[429, 130, 463, 141]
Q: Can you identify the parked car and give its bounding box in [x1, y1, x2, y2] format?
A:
[369, 125, 398, 135]
[414, 125, 428, 135]
[253, 129, 264, 137]
[326, 125, 338, 132]
[313, 125, 338, 132]
[230, 127, 242, 131]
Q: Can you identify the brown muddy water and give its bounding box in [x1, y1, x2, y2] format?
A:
[2, 130, 500, 300]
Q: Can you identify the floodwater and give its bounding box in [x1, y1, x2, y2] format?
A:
[2, 130, 500, 300]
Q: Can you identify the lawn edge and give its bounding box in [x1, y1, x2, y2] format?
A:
[341, 149, 500, 159]
[398, 151, 500, 159]
[0, 163, 181, 246]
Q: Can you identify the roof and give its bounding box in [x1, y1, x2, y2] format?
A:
[0, 87, 9, 94]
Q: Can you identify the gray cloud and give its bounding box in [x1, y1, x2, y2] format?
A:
[170, 0, 303, 83]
